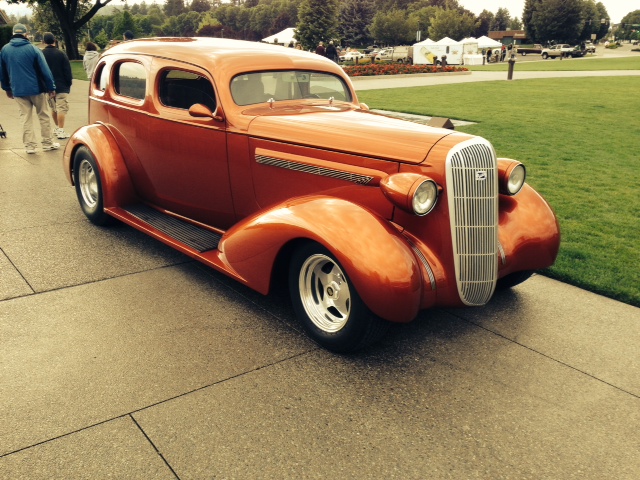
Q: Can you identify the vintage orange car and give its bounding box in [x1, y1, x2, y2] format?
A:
[63, 38, 560, 352]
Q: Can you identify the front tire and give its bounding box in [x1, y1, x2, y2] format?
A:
[542, 53, 548, 59]
[289, 242, 388, 353]
[496, 270, 534, 290]
[73, 146, 112, 226]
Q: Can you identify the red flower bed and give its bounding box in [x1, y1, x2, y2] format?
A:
[342, 63, 468, 77]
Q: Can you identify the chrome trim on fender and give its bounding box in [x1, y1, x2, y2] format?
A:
[255, 154, 374, 185]
[404, 235, 436, 291]
[445, 138, 499, 306]
[498, 241, 506, 266]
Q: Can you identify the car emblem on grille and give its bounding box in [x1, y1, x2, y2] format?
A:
[476, 170, 487, 181]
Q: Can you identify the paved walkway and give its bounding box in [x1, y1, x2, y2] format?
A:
[0, 58, 639, 479]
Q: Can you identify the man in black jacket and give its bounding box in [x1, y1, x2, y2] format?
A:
[41, 32, 72, 139]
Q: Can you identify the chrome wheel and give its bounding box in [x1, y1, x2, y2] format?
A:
[73, 146, 112, 226]
[298, 254, 351, 332]
[78, 158, 98, 210]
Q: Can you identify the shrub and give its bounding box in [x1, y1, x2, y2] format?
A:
[342, 63, 468, 77]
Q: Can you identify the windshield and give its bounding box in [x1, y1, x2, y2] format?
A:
[230, 71, 352, 106]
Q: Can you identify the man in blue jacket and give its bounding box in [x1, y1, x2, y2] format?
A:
[0, 24, 59, 154]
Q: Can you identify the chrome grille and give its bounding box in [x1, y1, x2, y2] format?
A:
[446, 139, 498, 305]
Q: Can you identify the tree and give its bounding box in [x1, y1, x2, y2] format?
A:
[490, 7, 511, 31]
[408, 6, 441, 41]
[522, 0, 541, 42]
[164, 0, 186, 17]
[618, 10, 640, 41]
[295, 0, 339, 50]
[529, 0, 583, 44]
[509, 17, 523, 30]
[369, 9, 414, 45]
[113, 10, 136, 38]
[428, 7, 477, 40]
[8, 0, 114, 59]
[474, 9, 493, 37]
[339, 0, 374, 47]
[190, 0, 211, 13]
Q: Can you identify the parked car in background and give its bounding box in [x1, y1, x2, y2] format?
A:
[541, 44, 573, 59]
[63, 38, 560, 352]
[583, 41, 596, 53]
[374, 45, 412, 63]
[340, 50, 367, 62]
[517, 44, 543, 55]
[569, 45, 586, 57]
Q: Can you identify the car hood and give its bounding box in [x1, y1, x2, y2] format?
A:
[244, 105, 457, 164]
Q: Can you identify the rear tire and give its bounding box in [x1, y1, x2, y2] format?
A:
[73, 146, 113, 226]
[289, 242, 389, 353]
[542, 53, 548, 59]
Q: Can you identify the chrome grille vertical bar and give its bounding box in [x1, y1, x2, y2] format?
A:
[445, 139, 498, 305]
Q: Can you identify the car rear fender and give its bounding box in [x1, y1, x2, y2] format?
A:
[219, 196, 423, 323]
[63, 124, 137, 208]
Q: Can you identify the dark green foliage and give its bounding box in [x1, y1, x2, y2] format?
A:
[296, 0, 339, 49]
[339, 0, 374, 47]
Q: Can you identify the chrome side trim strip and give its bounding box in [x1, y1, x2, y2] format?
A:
[256, 154, 373, 185]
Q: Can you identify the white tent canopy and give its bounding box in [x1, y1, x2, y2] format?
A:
[436, 37, 458, 46]
[262, 28, 297, 46]
[476, 35, 502, 49]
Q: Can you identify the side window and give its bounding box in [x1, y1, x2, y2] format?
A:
[159, 69, 216, 112]
[115, 62, 146, 100]
[97, 64, 108, 92]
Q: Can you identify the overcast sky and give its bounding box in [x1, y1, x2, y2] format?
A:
[0, 0, 633, 25]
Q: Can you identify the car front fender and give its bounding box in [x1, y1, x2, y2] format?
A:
[219, 196, 423, 323]
[63, 124, 137, 209]
[498, 184, 561, 276]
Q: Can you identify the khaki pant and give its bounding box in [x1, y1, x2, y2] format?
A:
[15, 94, 54, 149]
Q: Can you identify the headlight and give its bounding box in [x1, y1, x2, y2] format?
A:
[411, 179, 438, 215]
[380, 173, 439, 216]
[498, 159, 526, 195]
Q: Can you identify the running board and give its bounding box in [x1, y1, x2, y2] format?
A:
[122, 204, 221, 252]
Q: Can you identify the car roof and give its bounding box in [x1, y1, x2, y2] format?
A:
[103, 37, 345, 80]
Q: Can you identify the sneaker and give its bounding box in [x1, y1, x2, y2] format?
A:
[26, 148, 36, 154]
[42, 143, 60, 151]
[55, 128, 70, 139]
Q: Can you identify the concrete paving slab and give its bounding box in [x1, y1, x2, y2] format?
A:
[0, 263, 312, 456]
[0, 416, 175, 479]
[0, 220, 190, 295]
[133, 311, 639, 479]
[454, 275, 640, 395]
[0, 250, 32, 300]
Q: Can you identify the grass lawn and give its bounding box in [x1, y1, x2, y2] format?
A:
[71, 60, 89, 81]
[467, 55, 640, 72]
[358, 76, 640, 306]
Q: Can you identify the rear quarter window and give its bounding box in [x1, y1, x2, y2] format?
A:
[115, 62, 146, 100]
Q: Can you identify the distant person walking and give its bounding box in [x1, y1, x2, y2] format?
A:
[326, 41, 338, 62]
[0, 23, 59, 154]
[315, 41, 326, 57]
[42, 32, 72, 139]
[123, 30, 134, 41]
[83, 42, 100, 79]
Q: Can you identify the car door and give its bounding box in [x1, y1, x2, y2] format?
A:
[116, 59, 235, 228]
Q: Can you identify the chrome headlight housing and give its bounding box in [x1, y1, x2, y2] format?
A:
[380, 173, 439, 216]
[498, 159, 526, 195]
[411, 179, 438, 215]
